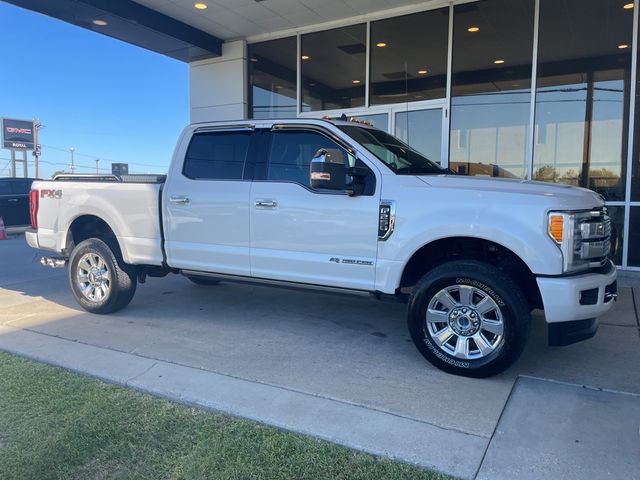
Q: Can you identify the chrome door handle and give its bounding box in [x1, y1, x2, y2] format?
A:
[254, 199, 278, 209]
[169, 195, 190, 205]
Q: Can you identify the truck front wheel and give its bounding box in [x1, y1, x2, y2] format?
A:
[408, 260, 530, 378]
[68, 238, 137, 314]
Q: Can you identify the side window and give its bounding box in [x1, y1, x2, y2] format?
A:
[267, 131, 353, 188]
[11, 180, 32, 194]
[183, 131, 251, 180]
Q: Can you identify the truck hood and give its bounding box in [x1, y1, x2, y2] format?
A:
[416, 175, 604, 210]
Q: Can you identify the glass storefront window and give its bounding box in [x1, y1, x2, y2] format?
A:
[632, 20, 640, 202]
[629, 207, 640, 266]
[370, 9, 449, 105]
[449, 0, 535, 179]
[395, 109, 443, 163]
[248, 37, 297, 119]
[352, 114, 389, 132]
[301, 24, 366, 112]
[533, 0, 633, 201]
[606, 206, 625, 266]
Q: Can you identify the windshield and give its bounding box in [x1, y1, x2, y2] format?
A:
[338, 125, 446, 175]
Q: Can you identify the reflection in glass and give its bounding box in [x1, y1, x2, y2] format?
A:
[607, 206, 625, 266]
[632, 23, 640, 201]
[395, 109, 443, 163]
[248, 37, 297, 119]
[449, 0, 534, 179]
[353, 114, 389, 132]
[301, 25, 366, 112]
[629, 207, 640, 266]
[533, 0, 633, 201]
[370, 9, 449, 105]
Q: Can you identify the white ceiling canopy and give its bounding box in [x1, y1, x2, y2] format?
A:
[133, 0, 442, 41]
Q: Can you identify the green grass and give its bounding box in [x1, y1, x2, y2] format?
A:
[0, 352, 449, 480]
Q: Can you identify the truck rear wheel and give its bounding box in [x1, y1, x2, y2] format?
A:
[68, 238, 137, 314]
[408, 260, 530, 378]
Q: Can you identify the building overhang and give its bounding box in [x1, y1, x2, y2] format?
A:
[5, 0, 223, 62]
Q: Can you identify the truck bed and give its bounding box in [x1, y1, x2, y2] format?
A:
[32, 174, 165, 266]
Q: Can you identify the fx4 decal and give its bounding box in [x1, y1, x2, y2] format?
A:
[40, 189, 62, 199]
[329, 257, 373, 266]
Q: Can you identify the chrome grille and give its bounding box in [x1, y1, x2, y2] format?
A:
[578, 209, 611, 263]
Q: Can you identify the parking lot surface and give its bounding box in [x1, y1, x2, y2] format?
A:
[1, 236, 638, 479]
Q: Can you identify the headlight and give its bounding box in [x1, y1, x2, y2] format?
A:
[547, 209, 611, 273]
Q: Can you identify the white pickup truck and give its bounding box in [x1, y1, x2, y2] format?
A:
[26, 118, 617, 377]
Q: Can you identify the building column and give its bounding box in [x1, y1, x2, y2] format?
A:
[189, 40, 247, 123]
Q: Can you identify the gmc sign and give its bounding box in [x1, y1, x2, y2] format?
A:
[2, 118, 35, 150]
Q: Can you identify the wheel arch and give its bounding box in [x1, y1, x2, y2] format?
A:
[399, 236, 542, 309]
[65, 215, 124, 260]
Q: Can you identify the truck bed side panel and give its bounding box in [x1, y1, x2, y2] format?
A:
[34, 181, 163, 266]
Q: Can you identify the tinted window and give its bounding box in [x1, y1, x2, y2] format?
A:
[267, 131, 348, 187]
[370, 8, 449, 105]
[450, 0, 535, 179]
[248, 37, 297, 119]
[10, 180, 32, 194]
[0, 181, 10, 195]
[301, 24, 366, 112]
[183, 132, 251, 180]
[533, 0, 633, 201]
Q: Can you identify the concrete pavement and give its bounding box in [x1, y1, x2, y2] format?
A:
[0, 236, 638, 479]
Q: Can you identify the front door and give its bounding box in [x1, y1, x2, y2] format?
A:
[163, 128, 253, 275]
[249, 128, 380, 291]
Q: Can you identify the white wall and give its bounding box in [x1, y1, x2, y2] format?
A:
[189, 40, 247, 123]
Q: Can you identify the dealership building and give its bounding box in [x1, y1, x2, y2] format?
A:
[8, 0, 640, 270]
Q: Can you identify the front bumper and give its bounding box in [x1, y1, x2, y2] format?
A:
[536, 260, 617, 324]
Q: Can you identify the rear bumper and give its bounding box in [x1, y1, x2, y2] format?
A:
[536, 260, 617, 324]
[25, 228, 39, 249]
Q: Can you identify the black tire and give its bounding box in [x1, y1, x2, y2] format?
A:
[408, 260, 530, 378]
[186, 275, 220, 286]
[68, 238, 137, 314]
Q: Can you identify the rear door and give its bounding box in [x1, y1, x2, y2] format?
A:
[249, 127, 381, 291]
[163, 127, 254, 275]
[10, 179, 32, 226]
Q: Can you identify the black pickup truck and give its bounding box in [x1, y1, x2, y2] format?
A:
[0, 177, 34, 227]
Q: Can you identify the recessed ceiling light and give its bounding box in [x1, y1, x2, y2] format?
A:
[92, 19, 107, 26]
[467, 26, 480, 32]
[376, 42, 387, 48]
[618, 44, 630, 49]
[301, 55, 310, 60]
[194, 3, 207, 9]
[352, 79, 361, 84]
[624, 2, 634, 9]
[417, 69, 428, 75]
[250, 57, 258, 62]
[494, 59, 505, 64]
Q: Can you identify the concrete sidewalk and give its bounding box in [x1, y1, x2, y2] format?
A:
[1, 236, 639, 479]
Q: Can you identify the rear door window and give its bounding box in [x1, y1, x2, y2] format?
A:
[183, 131, 251, 180]
[0, 181, 11, 195]
[10, 180, 32, 194]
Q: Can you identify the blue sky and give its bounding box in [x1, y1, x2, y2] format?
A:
[0, 2, 188, 178]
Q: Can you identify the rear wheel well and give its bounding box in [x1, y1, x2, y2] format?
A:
[399, 237, 542, 309]
[65, 215, 121, 258]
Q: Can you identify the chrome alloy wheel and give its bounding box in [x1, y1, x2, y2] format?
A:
[76, 253, 111, 302]
[425, 285, 504, 360]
